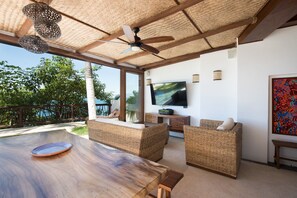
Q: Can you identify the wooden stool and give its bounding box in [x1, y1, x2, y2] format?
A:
[157, 170, 184, 198]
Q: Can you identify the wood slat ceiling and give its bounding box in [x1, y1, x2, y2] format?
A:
[1, 0, 294, 71]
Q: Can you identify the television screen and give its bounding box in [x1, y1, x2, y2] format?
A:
[151, 81, 188, 106]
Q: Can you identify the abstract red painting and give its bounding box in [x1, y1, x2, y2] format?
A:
[272, 77, 297, 135]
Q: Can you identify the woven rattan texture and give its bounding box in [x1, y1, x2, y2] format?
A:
[185, 0, 269, 32]
[0, 0, 269, 67]
[207, 26, 246, 47]
[159, 39, 210, 59]
[137, 12, 198, 49]
[94, 11, 199, 60]
[184, 119, 242, 178]
[88, 39, 139, 60]
[51, 0, 176, 35]
[27, 17, 108, 50]
[0, 0, 29, 32]
[88, 120, 168, 162]
[127, 54, 163, 66]
[199, 119, 223, 128]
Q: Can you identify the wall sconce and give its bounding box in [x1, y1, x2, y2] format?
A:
[213, 70, 222, 81]
[146, 79, 151, 86]
[192, 74, 199, 83]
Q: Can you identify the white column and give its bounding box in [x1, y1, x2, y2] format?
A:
[85, 62, 96, 120]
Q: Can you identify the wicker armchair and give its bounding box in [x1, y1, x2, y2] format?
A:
[184, 119, 242, 178]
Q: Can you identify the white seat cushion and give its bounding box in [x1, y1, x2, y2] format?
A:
[217, 118, 234, 131]
[95, 118, 145, 129]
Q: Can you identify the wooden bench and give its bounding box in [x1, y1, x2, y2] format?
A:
[147, 170, 183, 198]
[272, 140, 297, 169]
[157, 170, 184, 198]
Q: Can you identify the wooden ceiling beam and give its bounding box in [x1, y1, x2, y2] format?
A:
[22, 0, 122, 43]
[280, 16, 297, 28]
[116, 51, 151, 64]
[141, 52, 201, 70]
[116, 17, 255, 64]
[181, 9, 213, 49]
[78, 0, 204, 53]
[16, 19, 33, 38]
[16, 0, 54, 37]
[16, 0, 127, 66]
[239, 0, 297, 44]
[0, 33, 143, 74]
[140, 43, 235, 70]
[174, 0, 213, 49]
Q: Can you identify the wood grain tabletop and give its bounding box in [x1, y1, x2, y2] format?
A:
[0, 130, 168, 198]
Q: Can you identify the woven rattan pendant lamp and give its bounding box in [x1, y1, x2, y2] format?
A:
[19, 2, 62, 54]
[18, 35, 49, 54]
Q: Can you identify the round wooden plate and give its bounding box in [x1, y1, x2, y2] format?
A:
[32, 142, 72, 157]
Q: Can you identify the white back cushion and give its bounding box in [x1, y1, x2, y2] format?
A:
[217, 118, 235, 131]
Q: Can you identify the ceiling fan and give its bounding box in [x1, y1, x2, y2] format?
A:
[99, 25, 174, 54]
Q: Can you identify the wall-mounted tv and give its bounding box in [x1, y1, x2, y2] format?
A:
[150, 81, 188, 107]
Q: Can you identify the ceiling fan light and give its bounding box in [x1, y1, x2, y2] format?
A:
[131, 46, 141, 51]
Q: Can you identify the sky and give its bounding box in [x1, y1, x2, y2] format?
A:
[0, 43, 139, 97]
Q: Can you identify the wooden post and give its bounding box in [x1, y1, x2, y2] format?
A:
[120, 68, 126, 121]
[139, 72, 145, 123]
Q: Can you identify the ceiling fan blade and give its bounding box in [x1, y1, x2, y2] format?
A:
[97, 40, 126, 45]
[141, 36, 174, 44]
[122, 25, 135, 43]
[141, 44, 159, 54]
[120, 47, 132, 54]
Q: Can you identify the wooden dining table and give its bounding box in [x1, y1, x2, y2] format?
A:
[0, 130, 169, 198]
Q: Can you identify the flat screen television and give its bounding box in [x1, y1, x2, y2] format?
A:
[150, 81, 188, 107]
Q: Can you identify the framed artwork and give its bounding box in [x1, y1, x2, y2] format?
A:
[272, 77, 297, 135]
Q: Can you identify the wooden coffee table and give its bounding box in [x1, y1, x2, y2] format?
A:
[0, 130, 168, 198]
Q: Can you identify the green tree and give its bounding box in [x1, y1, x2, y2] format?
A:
[31, 56, 86, 105]
[33, 56, 113, 105]
[0, 56, 113, 106]
[80, 64, 113, 103]
[126, 90, 139, 121]
[0, 61, 33, 106]
[0, 56, 113, 125]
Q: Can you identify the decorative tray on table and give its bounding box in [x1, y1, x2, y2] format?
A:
[31, 142, 72, 157]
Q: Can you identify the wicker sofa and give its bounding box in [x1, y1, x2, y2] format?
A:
[88, 118, 168, 162]
[184, 119, 242, 178]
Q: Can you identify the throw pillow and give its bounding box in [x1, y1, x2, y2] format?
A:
[108, 108, 119, 118]
[217, 118, 234, 131]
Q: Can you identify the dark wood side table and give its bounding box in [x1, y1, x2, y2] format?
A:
[145, 113, 190, 133]
[272, 140, 297, 169]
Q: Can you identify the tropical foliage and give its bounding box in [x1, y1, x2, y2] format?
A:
[0, 56, 112, 107]
[126, 90, 139, 121]
[72, 126, 88, 136]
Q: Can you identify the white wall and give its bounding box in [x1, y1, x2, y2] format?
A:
[145, 59, 201, 126]
[146, 26, 297, 164]
[145, 49, 238, 127]
[200, 50, 238, 120]
[238, 26, 297, 163]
